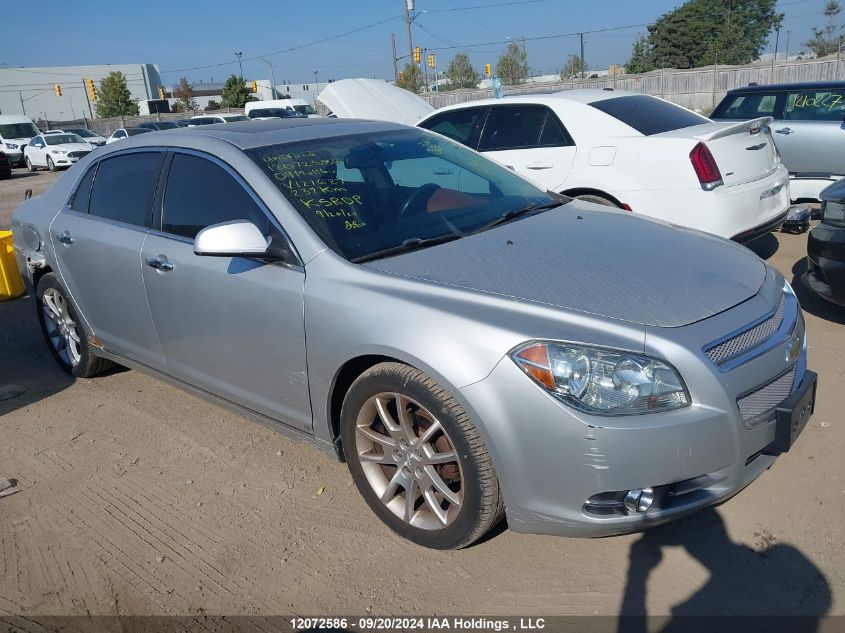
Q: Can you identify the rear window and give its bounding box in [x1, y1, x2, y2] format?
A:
[714, 93, 778, 119]
[88, 152, 163, 227]
[589, 95, 709, 135]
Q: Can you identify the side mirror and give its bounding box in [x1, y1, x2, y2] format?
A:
[194, 220, 270, 257]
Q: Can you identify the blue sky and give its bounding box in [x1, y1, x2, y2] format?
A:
[1, 0, 833, 85]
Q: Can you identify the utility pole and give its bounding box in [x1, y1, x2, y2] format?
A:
[403, 0, 414, 59]
[579, 32, 585, 79]
[18, 91, 25, 115]
[391, 33, 399, 83]
[785, 30, 791, 59]
[234, 51, 243, 79]
[81, 77, 93, 118]
[771, 26, 780, 83]
[262, 57, 277, 98]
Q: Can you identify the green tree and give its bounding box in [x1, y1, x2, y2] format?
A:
[624, 0, 782, 71]
[396, 63, 425, 94]
[805, 0, 844, 57]
[496, 41, 528, 85]
[560, 54, 588, 80]
[177, 77, 198, 112]
[220, 74, 255, 108]
[445, 53, 480, 89]
[94, 71, 139, 118]
[204, 99, 221, 111]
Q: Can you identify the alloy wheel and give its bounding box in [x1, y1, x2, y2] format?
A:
[354, 392, 464, 530]
[41, 288, 81, 367]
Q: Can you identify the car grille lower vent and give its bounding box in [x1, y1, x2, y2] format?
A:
[68, 151, 90, 158]
[705, 296, 785, 365]
[736, 366, 796, 426]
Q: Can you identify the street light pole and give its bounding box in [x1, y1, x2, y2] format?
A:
[313, 70, 319, 105]
[261, 57, 277, 99]
[403, 0, 414, 60]
[234, 51, 243, 79]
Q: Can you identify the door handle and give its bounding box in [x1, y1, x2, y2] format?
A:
[432, 168, 454, 175]
[526, 162, 555, 170]
[56, 231, 74, 245]
[774, 127, 793, 135]
[145, 256, 174, 272]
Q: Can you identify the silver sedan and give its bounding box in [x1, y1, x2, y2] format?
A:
[11, 119, 817, 549]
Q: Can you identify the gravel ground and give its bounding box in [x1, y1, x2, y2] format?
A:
[0, 166, 842, 620]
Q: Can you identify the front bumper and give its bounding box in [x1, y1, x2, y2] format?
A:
[458, 277, 813, 537]
[804, 222, 845, 306]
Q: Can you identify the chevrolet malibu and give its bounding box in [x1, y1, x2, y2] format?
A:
[11, 119, 817, 549]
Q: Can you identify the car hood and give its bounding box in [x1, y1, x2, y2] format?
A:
[364, 205, 767, 328]
[5, 137, 34, 146]
[50, 143, 92, 151]
[317, 78, 434, 125]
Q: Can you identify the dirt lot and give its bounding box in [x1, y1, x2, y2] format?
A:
[1, 167, 843, 620]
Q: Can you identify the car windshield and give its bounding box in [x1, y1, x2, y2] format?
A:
[224, 115, 250, 122]
[589, 95, 709, 135]
[66, 128, 97, 137]
[0, 122, 39, 139]
[293, 105, 317, 115]
[45, 134, 84, 145]
[247, 128, 556, 262]
[126, 128, 152, 136]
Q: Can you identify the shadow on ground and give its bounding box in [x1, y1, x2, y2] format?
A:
[618, 509, 831, 632]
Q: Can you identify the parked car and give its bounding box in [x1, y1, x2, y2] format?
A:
[0, 115, 40, 166]
[105, 127, 153, 144]
[325, 83, 791, 242]
[246, 107, 307, 120]
[11, 119, 816, 549]
[805, 178, 845, 306]
[24, 133, 93, 171]
[137, 121, 181, 131]
[64, 128, 109, 147]
[245, 98, 320, 119]
[0, 150, 11, 178]
[712, 82, 845, 202]
[42, 130, 65, 135]
[188, 113, 250, 126]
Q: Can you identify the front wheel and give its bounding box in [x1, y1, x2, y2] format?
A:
[35, 273, 113, 378]
[341, 362, 503, 549]
[46, 156, 55, 172]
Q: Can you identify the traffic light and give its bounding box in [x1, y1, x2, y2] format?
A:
[85, 78, 97, 102]
[251, 80, 258, 93]
[427, 53, 435, 69]
[413, 47, 421, 64]
[158, 86, 166, 100]
[53, 84, 62, 97]
[485, 64, 491, 77]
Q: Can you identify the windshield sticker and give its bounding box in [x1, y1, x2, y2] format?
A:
[790, 92, 843, 113]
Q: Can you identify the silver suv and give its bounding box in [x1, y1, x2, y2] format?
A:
[711, 81, 845, 202]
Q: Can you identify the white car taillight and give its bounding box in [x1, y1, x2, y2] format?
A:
[689, 142, 723, 191]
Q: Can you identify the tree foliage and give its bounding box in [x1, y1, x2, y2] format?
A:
[445, 53, 480, 89]
[177, 77, 198, 112]
[496, 41, 529, 85]
[95, 71, 139, 118]
[805, 0, 844, 57]
[560, 54, 588, 80]
[624, 0, 782, 72]
[220, 74, 255, 108]
[396, 63, 425, 94]
[204, 99, 221, 111]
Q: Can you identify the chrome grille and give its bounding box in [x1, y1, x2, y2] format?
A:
[737, 366, 795, 425]
[68, 150, 90, 158]
[706, 296, 785, 364]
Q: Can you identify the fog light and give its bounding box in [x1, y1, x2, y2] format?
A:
[623, 488, 654, 513]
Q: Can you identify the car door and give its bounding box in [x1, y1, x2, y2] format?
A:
[49, 150, 167, 370]
[29, 136, 46, 165]
[140, 150, 311, 431]
[773, 88, 845, 176]
[476, 104, 576, 190]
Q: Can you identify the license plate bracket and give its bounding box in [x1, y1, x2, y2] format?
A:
[764, 370, 817, 455]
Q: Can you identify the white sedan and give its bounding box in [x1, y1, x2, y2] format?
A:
[24, 133, 94, 171]
[323, 82, 790, 242]
[105, 127, 153, 144]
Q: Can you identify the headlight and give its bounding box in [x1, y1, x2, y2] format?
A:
[51, 149, 67, 154]
[5, 143, 18, 149]
[822, 200, 845, 228]
[511, 341, 690, 415]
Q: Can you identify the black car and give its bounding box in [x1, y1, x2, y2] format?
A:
[137, 121, 181, 131]
[805, 178, 845, 306]
[246, 107, 306, 119]
[0, 150, 11, 178]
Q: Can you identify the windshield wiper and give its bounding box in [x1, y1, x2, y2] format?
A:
[472, 200, 564, 234]
[352, 233, 462, 264]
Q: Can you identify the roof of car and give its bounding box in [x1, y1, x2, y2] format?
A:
[428, 88, 646, 113]
[725, 81, 845, 94]
[119, 118, 408, 150]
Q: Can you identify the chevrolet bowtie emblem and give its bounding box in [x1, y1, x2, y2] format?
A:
[787, 331, 802, 364]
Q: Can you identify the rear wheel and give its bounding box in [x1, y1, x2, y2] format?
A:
[35, 273, 113, 378]
[341, 362, 503, 549]
[26, 157, 36, 172]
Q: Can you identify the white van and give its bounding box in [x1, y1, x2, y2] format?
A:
[244, 98, 321, 118]
[0, 115, 40, 166]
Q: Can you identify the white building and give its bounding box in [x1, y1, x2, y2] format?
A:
[0, 64, 163, 121]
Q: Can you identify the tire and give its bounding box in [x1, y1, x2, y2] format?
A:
[26, 157, 36, 172]
[341, 362, 503, 549]
[574, 193, 618, 207]
[46, 156, 55, 172]
[35, 273, 113, 378]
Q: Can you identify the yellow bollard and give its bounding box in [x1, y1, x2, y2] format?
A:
[0, 231, 25, 301]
